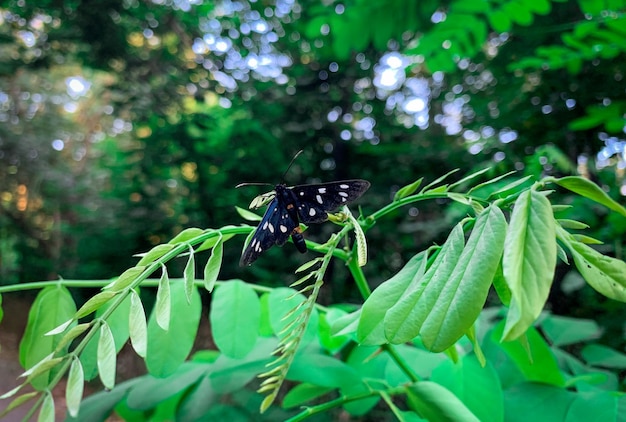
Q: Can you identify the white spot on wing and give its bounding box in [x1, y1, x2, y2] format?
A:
[316, 194, 323, 204]
[268, 223, 274, 233]
[263, 221, 269, 229]
[280, 225, 288, 233]
[300, 191, 305, 196]
[309, 208, 316, 216]
[339, 191, 349, 197]
[318, 187, 326, 193]
[339, 184, 349, 189]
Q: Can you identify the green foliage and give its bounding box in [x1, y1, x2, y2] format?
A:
[1, 172, 624, 421]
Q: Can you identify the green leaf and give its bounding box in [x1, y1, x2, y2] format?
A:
[556, 219, 589, 230]
[407, 381, 480, 421]
[394, 177, 423, 201]
[295, 257, 323, 273]
[502, 190, 557, 341]
[581, 344, 626, 369]
[129, 290, 148, 358]
[488, 175, 534, 199]
[282, 383, 334, 409]
[105, 266, 146, 292]
[203, 237, 223, 292]
[448, 167, 491, 191]
[267, 287, 319, 347]
[504, 383, 575, 421]
[420, 206, 507, 351]
[168, 228, 204, 244]
[156, 266, 171, 331]
[19, 285, 76, 390]
[565, 390, 621, 422]
[289, 352, 361, 388]
[136, 244, 175, 266]
[492, 321, 565, 386]
[551, 176, 626, 217]
[20, 353, 63, 382]
[146, 281, 202, 378]
[66, 357, 84, 418]
[184, 245, 196, 303]
[318, 308, 350, 353]
[420, 169, 459, 193]
[357, 252, 427, 345]
[38, 392, 54, 422]
[210, 280, 260, 359]
[125, 363, 206, 410]
[75, 291, 117, 319]
[541, 315, 601, 346]
[235, 206, 262, 222]
[566, 234, 626, 302]
[80, 294, 131, 381]
[431, 355, 503, 422]
[0, 391, 38, 418]
[97, 322, 116, 390]
[384, 227, 461, 344]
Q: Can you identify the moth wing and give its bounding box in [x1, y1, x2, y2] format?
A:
[291, 180, 370, 224]
[240, 199, 298, 266]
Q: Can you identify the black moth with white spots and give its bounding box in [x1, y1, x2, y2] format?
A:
[240, 180, 370, 266]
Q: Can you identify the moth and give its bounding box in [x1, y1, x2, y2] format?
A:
[238, 154, 370, 266]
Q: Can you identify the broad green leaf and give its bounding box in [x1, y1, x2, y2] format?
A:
[19, 285, 76, 390]
[146, 281, 202, 378]
[567, 235, 626, 302]
[407, 381, 480, 421]
[105, 266, 146, 292]
[267, 287, 318, 348]
[289, 352, 361, 388]
[168, 227, 204, 244]
[581, 344, 626, 369]
[210, 280, 260, 359]
[502, 190, 557, 341]
[565, 390, 620, 422]
[183, 245, 195, 303]
[136, 244, 175, 266]
[75, 291, 117, 319]
[282, 383, 334, 409]
[384, 226, 462, 344]
[66, 379, 140, 422]
[235, 206, 262, 222]
[203, 237, 223, 292]
[330, 308, 361, 337]
[38, 392, 54, 422]
[125, 363, 206, 410]
[66, 357, 84, 417]
[97, 322, 116, 390]
[0, 391, 38, 418]
[551, 176, 626, 217]
[175, 374, 216, 421]
[420, 206, 507, 352]
[503, 383, 574, 422]
[129, 290, 147, 358]
[357, 252, 427, 345]
[540, 315, 601, 346]
[155, 266, 171, 331]
[394, 177, 423, 201]
[431, 355, 503, 422]
[80, 294, 131, 381]
[318, 308, 350, 353]
[492, 321, 565, 386]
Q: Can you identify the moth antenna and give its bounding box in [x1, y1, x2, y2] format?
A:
[235, 182, 274, 189]
[281, 150, 304, 181]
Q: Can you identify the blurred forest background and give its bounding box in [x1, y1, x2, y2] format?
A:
[0, 0, 625, 340]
